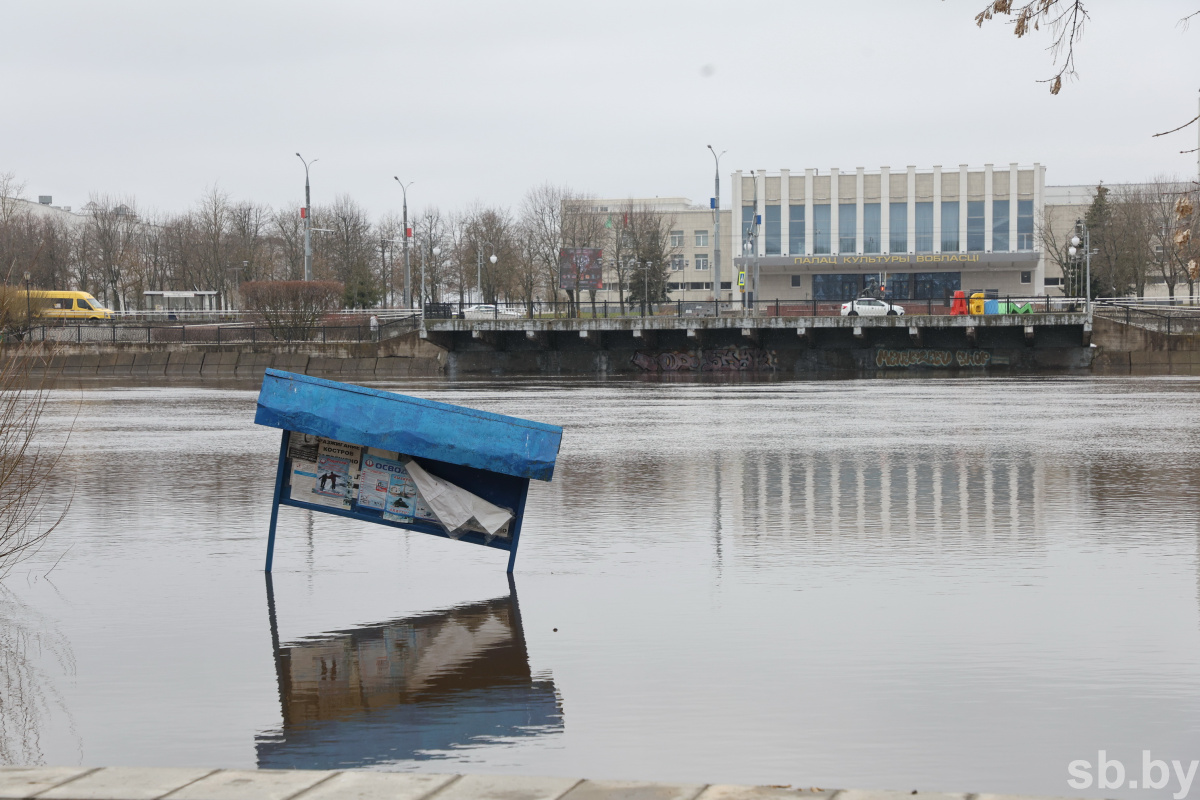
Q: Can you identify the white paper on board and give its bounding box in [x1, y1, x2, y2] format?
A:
[402, 457, 513, 536]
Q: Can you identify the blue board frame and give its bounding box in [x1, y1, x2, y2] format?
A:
[256, 370, 561, 574]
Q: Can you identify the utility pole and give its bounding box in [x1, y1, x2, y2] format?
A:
[707, 145, 725, 307]
[380, 238, 389, 304]
[296, 154, 317, 281]
[393, 178, 413, 308]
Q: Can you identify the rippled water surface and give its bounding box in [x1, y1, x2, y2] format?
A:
[4, 375, 1200, 798]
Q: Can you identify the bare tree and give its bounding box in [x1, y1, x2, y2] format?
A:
[412, 206, 449, 305]
[317, 195, 380, 308]
[82, 195, 141, 311]
[520, 184, 569, 312]
[272, 205, 305, 281]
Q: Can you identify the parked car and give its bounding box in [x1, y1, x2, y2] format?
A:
[840, 298, 904, 317]
[459, 304, 522, 319]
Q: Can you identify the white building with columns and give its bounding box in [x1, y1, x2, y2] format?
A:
[729, 163, 1047, 304]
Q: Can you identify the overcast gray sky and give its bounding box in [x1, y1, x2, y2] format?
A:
[5, 1, 1199, 219]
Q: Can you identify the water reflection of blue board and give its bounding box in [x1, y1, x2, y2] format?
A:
[256, 580, 561, 769]
[254, 369, 563, 572]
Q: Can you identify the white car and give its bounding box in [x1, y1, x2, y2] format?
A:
[840, 298, 904, 317]
[461, 304, 522, 319]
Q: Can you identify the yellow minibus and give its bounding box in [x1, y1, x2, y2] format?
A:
[26, 290, 114, 320]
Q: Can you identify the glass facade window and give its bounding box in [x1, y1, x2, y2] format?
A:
[838, 203, 856, 253]
[670, 230, 684, 248]
[813, 273, 864, 301]
[790, 275, 803, 287]
[813, 205, 831, 254]
[885, 273, 912, 300]
[915, 202, 934, 252]
[993, 199, 1010, 251]
[889, 203, 907, 252]
[915, 271, 962, 300]
[967, 201, 985, 252]
[695, 253, 709, 270]
[694, 230, 708, 247]
[742, 206, 755, 244]
[941, 202, 960, 251]
[789, 205, 805, 255]
[670, 254, 685, 270]
[1017, 199, 1034, 250]
[765, 205, 781, 255]
[863, 203, 881, 254]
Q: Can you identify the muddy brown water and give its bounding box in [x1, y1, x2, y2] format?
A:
[2, 375, 1198, 799]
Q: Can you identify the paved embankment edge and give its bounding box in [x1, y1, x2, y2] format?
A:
[0, 767, 1084, 800]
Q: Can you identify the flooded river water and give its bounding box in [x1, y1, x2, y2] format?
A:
[3, 375, 1199, 799]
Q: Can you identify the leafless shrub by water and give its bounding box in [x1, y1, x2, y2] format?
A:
[0, 586, 76, 765]
[0, 338, 71, 580]
[241, 280, 344, 341]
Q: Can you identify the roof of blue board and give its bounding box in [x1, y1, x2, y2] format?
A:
[254, 370, 563, 481]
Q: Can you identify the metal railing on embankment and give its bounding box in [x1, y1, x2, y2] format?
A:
[1093, 300, 1200, 335]
[436, 296, 1084, 320]
[7, 314, 420, 346]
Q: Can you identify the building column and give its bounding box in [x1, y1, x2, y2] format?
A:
[881, 166, 891, 254]
[780, 169, 790, 256]
[804, 169, 815, 256]
[906, 166, 916, 254]
[932, 165, 942, 253]
[732, 170, 743, 280]
[984, 163, 994, 253]
[1033, 162, 1045, 292]
[855, 167, 865, 254]
[958, 165, 968, 253]
[830, 167, 840, 255]
[756, 170, 766, 257]
[1008, 162, 1019, 253]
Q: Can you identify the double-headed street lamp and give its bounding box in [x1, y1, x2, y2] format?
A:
[393, 177, 413, 308]
[627, 258, 654, 317]
[477, 241, 497, 304]
[295, 153, 317, 281]
[1069, 219, 1091, 315]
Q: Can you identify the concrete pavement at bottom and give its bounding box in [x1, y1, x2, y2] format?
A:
[0, 767, 1080, 800]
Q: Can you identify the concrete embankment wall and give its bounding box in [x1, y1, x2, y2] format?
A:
[1092, 316, 1200, 375]
[14, 332, 446, 380]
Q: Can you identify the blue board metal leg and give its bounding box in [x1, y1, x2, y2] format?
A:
[505, 480, 531, 574]
[265, 431, 289, 572]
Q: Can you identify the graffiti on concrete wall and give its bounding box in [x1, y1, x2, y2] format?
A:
[875, 349, 991, 368]
[632, 346, 778, 372]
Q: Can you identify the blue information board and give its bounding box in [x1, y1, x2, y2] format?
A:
[254, 370, 563, 572]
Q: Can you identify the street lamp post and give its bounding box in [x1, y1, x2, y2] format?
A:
[393, 177, 413, 308]
[295, 154, 317, 281]
[23, 271, 31, 332]
[477, 241, 497, 304]
[1069, 219, 1091, 316]
[707, 145, 725, 307]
